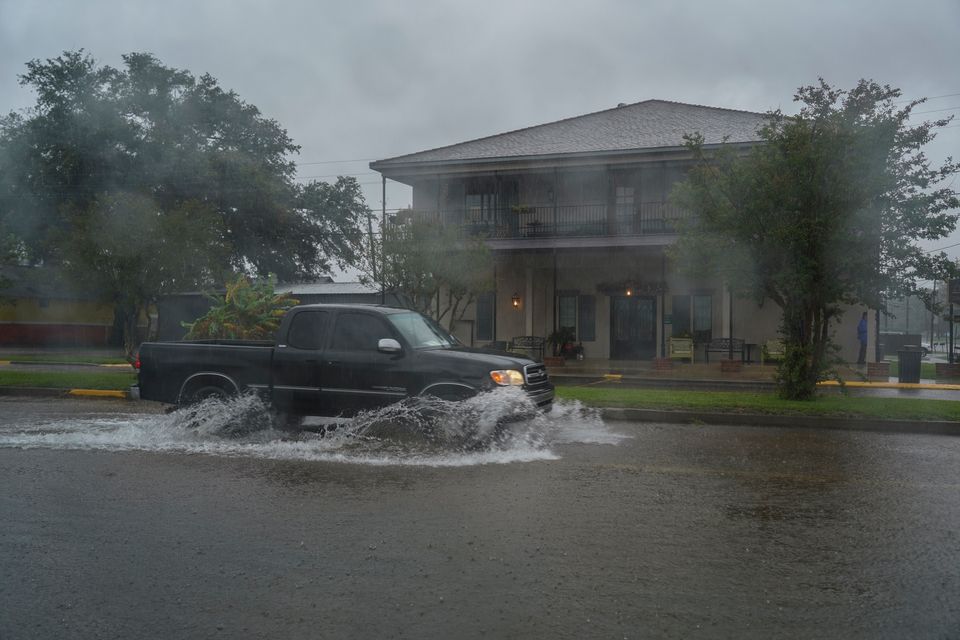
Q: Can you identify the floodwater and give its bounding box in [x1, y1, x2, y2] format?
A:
[0, 394, 958, 639]
[0, 387, 624, 466]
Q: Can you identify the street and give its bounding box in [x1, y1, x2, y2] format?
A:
[1, 396, 958, 639]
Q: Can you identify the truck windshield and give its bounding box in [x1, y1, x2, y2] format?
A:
[388, 312, 460, 349]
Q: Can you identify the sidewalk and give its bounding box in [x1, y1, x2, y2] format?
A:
[547, 358, 960, 401]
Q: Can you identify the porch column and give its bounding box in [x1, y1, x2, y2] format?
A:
[722, 284, 732, 339]
[525, 267, 534, 336]
[656, 293, 664, 358]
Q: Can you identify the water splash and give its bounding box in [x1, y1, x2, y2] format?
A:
[0, 388, 626, 467]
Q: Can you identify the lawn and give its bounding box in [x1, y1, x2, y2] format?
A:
[555, 385, 960, 422]
[0, 354, 131, 365]
[0, 370, 136, 390]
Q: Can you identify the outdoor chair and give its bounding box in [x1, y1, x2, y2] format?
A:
[668, 337, 694, 363]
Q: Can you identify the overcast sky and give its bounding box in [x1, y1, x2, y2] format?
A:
[2, 0, 959, 262]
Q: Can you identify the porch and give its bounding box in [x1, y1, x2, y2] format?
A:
[406, 202, 686, 241]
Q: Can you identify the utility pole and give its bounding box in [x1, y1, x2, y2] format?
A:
[930, 281, 936, 350]
[381, 175, 387, 305]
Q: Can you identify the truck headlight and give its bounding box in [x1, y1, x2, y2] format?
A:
[490, 369, 524, 386]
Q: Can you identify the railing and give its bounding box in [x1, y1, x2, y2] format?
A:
[403, 203, 687, 240]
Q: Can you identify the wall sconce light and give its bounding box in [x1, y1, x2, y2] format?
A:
[625, 288, 633, 297]
[511, 292, 521, 309]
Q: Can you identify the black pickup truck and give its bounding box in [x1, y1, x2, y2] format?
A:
[136, 304, 554, 418]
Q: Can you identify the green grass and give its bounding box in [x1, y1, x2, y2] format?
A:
[555, 385, 960, 422]
[0, 370, 136, 390]
[2, 354, 130, 365]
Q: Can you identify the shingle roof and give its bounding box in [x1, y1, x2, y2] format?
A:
[372, 99, 768, 169]
[275, 281, 378, 296]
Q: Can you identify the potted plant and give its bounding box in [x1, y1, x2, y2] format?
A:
[547, 326, 577, 359]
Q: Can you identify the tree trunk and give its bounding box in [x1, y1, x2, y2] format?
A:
[776, 301, 832, 400]
[119, 303, 142, 362]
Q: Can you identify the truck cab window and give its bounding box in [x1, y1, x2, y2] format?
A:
[331, 313, 391, 351]
[287, 311, 329, 350]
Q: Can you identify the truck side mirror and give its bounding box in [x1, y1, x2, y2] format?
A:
[378, 338, 403, 354]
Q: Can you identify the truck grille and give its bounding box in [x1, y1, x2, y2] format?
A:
[523, 363, 549, 385]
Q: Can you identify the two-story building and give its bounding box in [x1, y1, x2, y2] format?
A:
[370, 100, 871, 363]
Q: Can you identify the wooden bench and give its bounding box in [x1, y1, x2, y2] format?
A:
[667, 337, 694, 362]
[761, 339, 785, 366]
[508, 336, 546, 361]
[704, 338, 745, 363]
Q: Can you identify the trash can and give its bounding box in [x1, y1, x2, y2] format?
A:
[897, 345, 923, 384]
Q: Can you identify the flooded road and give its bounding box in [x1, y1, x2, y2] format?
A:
[1, 396, 958, 639]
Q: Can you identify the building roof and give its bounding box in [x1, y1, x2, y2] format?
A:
[371, 99, 768, 171]
[275, 281, 379, 296]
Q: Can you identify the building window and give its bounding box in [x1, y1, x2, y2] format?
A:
[672, 294, 712, 342]
[476, 292, 495, 342]
[556, 293, 595, 342]
[465, 178, 498, 224]
[578, 295, 596, 341]
[558, 293, 577, 334]
[693, 295, 712, 342]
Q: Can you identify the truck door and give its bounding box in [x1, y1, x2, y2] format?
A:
[272, 309, 330, 415]
[323, 311, 410, 415]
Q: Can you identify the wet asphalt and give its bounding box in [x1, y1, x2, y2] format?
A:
[1, 398, 958, 639]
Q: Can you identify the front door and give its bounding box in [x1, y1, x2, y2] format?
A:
[610, 296, 657, 359]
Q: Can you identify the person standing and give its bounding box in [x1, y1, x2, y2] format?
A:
[857, 311, 868, 365]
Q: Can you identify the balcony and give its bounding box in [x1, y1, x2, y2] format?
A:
[405, 202, 687, 242]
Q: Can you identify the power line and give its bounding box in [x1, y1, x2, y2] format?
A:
[911, 105, 960, 115]
[294, 158, 378, 166]
[293, 172, 378, 181]
[925, 240, 960, 254]
[894, 92, 960, 104]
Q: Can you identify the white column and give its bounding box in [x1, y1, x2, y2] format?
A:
[721, 284, 732, 338]
[525, 268, 534, 335]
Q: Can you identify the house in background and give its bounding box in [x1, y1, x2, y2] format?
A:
[0, 265, 115, 346]
[371, 100, 873, 363]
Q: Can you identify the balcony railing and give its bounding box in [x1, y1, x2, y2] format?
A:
[404, 202, 687, 240]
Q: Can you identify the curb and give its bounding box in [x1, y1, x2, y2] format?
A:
[0, 386, 132, 399]
[600, 407, 960, 437]
[67, 389, 129, 399]
[1, 360, 134, 369]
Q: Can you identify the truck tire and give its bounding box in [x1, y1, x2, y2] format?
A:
[181, 384, 230, 407]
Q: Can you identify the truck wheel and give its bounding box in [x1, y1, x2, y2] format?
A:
[183, 384, 229, 407]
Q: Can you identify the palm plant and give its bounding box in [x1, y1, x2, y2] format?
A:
[182, 277, 299, 340]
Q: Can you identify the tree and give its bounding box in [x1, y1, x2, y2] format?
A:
[182, 276, 298, 340]
[60, 192, 230, 356]
[672, 79, 959, 400]
[0, 50, 368, 349]
[362, 215, 494, 332]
